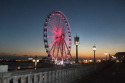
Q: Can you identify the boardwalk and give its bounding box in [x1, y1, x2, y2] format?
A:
[72, 62, 125, 83]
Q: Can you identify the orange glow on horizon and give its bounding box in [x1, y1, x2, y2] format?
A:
[0, 44, 123, 59]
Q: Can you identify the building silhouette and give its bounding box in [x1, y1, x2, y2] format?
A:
[115, 52, 125, 62]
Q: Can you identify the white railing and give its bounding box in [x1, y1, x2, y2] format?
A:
[0, 64, 102, 83]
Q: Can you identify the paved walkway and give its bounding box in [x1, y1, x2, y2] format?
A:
[72, 62, 125, 83]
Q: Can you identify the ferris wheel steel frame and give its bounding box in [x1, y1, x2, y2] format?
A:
[43, 11, 72, 63]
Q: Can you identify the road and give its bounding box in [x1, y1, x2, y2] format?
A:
[73, 62, 125, 83]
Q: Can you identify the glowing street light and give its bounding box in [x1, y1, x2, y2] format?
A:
[93, 45, 96, 62]
[33, 56, 39, 69]
[74, 35, 79, 63]
[105, 52, 108, 61]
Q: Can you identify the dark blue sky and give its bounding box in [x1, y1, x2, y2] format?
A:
[0, 0, 125, 58]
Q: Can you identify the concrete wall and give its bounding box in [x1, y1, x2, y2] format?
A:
[0, 65, 8, 72]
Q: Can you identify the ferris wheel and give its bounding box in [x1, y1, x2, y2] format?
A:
[43, 11, 72, 63]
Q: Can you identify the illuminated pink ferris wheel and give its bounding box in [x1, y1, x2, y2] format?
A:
[43, 11, 72, 62]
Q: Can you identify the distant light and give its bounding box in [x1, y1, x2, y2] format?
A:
[112, 56, 116, 59]
[96, 59, 101, 62]
[89, 60, 93, 62]
[18, 66, 20, 70]
[116, 60, 119, 62]
[105, 52, 107, 55]
[102, 59, 105, 60]
[83, 60, 88, 63]
[37, 60, 39, 62]
[60, 60, 63, 65]
[33, 60, 35, 62]
[28, 58, 33, 60]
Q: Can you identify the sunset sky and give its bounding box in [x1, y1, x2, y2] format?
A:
[0, 0, 125, 59]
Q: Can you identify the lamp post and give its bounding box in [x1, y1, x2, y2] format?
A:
[105, 52, 108, 61]
[93, 45, 96, 62]
[74, 35, 79, 63]
[33, 56, 39, 69]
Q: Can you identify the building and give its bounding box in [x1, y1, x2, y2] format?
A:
[115, 52, 125, 62]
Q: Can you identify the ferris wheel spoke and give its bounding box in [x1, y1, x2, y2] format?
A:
[59, 17, 63, 27]
[50, 43, 55, 52]
[50, 42, 56, 57]
[64, 40, 69, 57]
[49, 39, 58, 46]
[45, 26, 56, 34]
[63, 44, 67, 58]
[49, 23, 56, 30]
[56, 42, 61, 58]
[63, 43, 67, 58]
[52, 42, 56, 57]
[55, 22, 59, 29]
[52, 16, 58, 29]
[56, 16, 62, 29]
[64, 40, 72, 58]
[49, 19, 57, 30]
[57, 17, 63, 29]
[60, 43, 64, 58]
[60, 40, 66, 58]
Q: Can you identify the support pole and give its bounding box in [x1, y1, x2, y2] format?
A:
[94, 51, 95, 62]
[75, 45, 78, 63]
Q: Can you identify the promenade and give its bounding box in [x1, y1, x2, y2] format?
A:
[72, 62, 125, 83]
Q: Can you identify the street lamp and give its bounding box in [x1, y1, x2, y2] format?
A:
[33, 56, 39, 69]
[74, 35, 79, 63]
[105, 52, 108, 61]
[93, 45, 96, 62]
